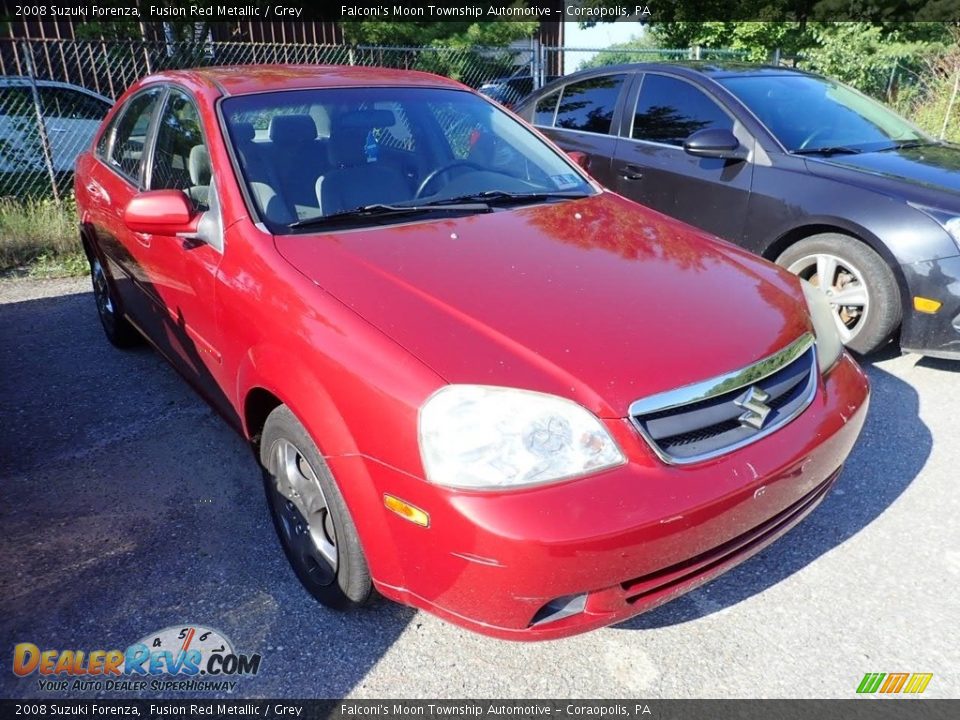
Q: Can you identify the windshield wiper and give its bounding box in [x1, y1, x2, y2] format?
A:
[792, 146, 863, 156]
[432, 190, 592, 206]
[879, 139, 938, 151]
[287, 201, 491, 230]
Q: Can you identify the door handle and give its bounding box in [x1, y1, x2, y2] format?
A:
[48, 127, 68, 133]
[85, 182, 106, 201]
[620, 165, 644, 181]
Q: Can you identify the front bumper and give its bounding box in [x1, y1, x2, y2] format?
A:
[899, 255, 960, 359]
[344, 352, 870, 640]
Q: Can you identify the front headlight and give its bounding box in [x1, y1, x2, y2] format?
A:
[908, 202, 960, 250]
[800, 279, 844, 374]
[419, 385, 625, 490]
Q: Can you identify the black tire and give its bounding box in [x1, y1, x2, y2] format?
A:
[260, 405, 372, 609]
[88, 251, 140, 348]
[776, 233, 901, 355]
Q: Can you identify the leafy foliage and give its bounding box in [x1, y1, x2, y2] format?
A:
[577, 34, 672, 70]
[342, 12, 537, 48]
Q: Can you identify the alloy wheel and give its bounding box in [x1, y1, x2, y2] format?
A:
[268, 438, 338, 586]
[787, 253, 870, 343]
[91, 257, 116, 329]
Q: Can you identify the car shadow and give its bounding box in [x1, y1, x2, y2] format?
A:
[915, 355, 960, 372]
[0, 287, 415, 699]
[615, 356, 932, 630]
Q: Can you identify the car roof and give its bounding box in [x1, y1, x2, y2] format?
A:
[145, 64, 465, 96]
[0, 76, 113, 102]
[555, 61, 816, 81]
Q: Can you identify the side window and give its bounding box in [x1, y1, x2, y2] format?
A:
[534, 89, 560, 126]
[554, 74, 627, 134]
[50, 88, 111, 121]
[0, 86, 35, 117]
[371, 100, 416, 152]
[96, 108, 124, 159]
[632, 74, 733, 146]
[427, 101, 477, 159]
[150, 88, 209, 209]
[109, 88, 163, 181]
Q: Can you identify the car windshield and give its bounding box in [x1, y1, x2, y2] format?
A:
[221, 86, 594, 232]
[718, 74, 929, 154]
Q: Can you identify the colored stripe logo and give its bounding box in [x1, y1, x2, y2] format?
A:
[857, 672, 933, 694]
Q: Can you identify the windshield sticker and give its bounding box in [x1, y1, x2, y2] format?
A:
[552, 174, 581, 189]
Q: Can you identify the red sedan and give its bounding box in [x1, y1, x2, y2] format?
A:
[74, 65, 869, 640]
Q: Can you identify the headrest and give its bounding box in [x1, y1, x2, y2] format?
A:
[268, 114, 317, 145]
[335, 109, 396, 131]
[232, 121, 256, 143]
[188, 145, 211, 186]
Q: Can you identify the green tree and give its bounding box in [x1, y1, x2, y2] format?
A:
[342, 11, 537, 48]
[802, 22, 949, 99]
[578, 34, 666, 70]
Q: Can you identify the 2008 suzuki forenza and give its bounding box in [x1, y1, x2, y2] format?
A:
[74, 65, 870, 640]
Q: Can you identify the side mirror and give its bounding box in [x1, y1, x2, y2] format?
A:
[566, 150, 591, 171]
[124, 190, 196, 235]
[683, 129, 747, 160]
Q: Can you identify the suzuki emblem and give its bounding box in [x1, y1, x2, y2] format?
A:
[734, 386, 772, 430]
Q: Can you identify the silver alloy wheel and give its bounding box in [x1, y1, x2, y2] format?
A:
[269, 438, 338, 585]
[91, 257, 114, 321]
[787, 253, 870, 343]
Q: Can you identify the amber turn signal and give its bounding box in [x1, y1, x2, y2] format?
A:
[913, 296, 942, 314]
[384, 494, 430, 527]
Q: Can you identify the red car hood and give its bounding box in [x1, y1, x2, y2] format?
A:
[275, 192, 811, 418]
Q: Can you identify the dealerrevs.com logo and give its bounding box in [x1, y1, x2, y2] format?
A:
[13, 625, 262, 693]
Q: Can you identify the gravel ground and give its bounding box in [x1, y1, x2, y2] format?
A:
[1, 276, 958, 699]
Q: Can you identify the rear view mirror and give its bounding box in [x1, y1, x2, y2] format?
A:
[683, 129, 747, 161]
[124, 190, 196, 235]
[566, 150, 591, 171]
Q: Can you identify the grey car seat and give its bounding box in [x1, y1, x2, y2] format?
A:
[315, 109, 409, 215]
[187, 144, 211, 207]
[268, 114, 329, 211]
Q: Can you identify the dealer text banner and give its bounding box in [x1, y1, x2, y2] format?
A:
[0, 700, 955, 720]
[3, 0, 958, 23]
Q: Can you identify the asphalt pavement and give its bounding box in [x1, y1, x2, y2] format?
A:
[1, 277, 957, 699]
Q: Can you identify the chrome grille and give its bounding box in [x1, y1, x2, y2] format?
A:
[629, 334, 818, 464]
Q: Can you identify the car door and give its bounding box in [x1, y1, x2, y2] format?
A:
[611, 72, 754, 243]
[40, 86, 111, 172]
[529, 72, 630, 188]
[84, 86, 165, 328]
[142, 86, 232, 417]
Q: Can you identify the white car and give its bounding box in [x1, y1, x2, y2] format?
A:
[0, 78, 112, 174]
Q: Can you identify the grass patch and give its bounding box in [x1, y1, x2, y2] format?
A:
[0, 198, 86, 278]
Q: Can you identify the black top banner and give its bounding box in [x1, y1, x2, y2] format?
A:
[2, 0, 960, 23]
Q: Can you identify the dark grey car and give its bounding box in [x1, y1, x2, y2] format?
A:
[516, 63, 960, 359]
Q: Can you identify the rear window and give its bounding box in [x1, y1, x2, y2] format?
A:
[108, 88, 163, 180]
[533, 90, 560, 126]
[554, 75, 627, 134]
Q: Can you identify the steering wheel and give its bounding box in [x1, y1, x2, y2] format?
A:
[415, 161, 486, 199]
[797, 127, 831, 151]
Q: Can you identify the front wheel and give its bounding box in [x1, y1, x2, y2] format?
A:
[260, 405, 373, 609]
[776, 233, 901, 355]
